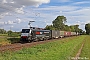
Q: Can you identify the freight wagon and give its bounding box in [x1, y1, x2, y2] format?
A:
[60, 31, 65, 38]
[51, 30, 60, 38]
[71, 32, 77, 36]
[64, 31, 71, 37]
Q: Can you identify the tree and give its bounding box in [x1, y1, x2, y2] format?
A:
[0, 29, 6, 34]
[44, 15, 84, 33]
[69, 25, 75, 32]
[64, 25, 70, 31]
[85, 23, 90, 35]
[52, 16, 67, 30]
[78, 29, 83, 35]
[74, 25, 79, 33]
[45, 25, 55, 30]
[82, 31, 86, 35]
[7, 30, 12, 36]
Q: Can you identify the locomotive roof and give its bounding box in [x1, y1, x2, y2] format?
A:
[32, 29, 51, 31]
[22, 28, 50, 31]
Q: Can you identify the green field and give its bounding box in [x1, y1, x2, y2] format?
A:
[0, 34, 20, 45]
[0, 35, 90, 60]
[79, 35, 90, 60]
[0, 36, 10, 45]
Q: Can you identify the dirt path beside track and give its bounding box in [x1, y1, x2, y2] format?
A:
[74, 38, 86, 60]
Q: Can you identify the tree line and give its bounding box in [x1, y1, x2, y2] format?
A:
[0, 29, 20, 37]
[45, 16, 86, 35]
[0, 29, 7, 34]
[85, 23, 90, 35]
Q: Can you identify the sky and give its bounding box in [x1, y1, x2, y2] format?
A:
[0, 0, 90, 31]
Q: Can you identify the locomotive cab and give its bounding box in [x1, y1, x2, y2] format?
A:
[20, 29, 32, 42]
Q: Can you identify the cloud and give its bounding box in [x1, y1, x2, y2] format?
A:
[0, 0, 90, 31]
[73, 1, 90, 5]
[32, 5, 90, 30]
[15, 7, 24, 14]
[59, 0, 71, 2]
[0, 22, 4, 25]
[0, 18, 22, 25]
[2, 0, 7, 3]
[0, 0, 50, 18]
[0, 0, 50, 31]
[16, 18, 22, 23]
[35, 6, 79, 13]
[7, 20, 14, 24]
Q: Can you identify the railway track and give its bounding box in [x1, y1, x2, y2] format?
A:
[0, 43, 22, 52]
[0, 38, 60, 52]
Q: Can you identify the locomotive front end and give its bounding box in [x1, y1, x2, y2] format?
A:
[20, 29, 32, 42]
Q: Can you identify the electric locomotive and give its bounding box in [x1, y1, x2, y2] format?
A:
[20, 27, 51, 42]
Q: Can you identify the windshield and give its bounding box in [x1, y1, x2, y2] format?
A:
[21, 29, 30, 33]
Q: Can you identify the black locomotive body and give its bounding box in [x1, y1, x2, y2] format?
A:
[31, 30, 51, 41]
[20, 29, 51, 42]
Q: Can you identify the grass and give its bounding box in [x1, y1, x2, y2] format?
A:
[0, 35, 20, 45]
[0, 36, 10, 46]
[0, 34, 8, 36]
[0, 35, 88, 60]
[79, 35, 90, 60]
[7, 37, 20, 43]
